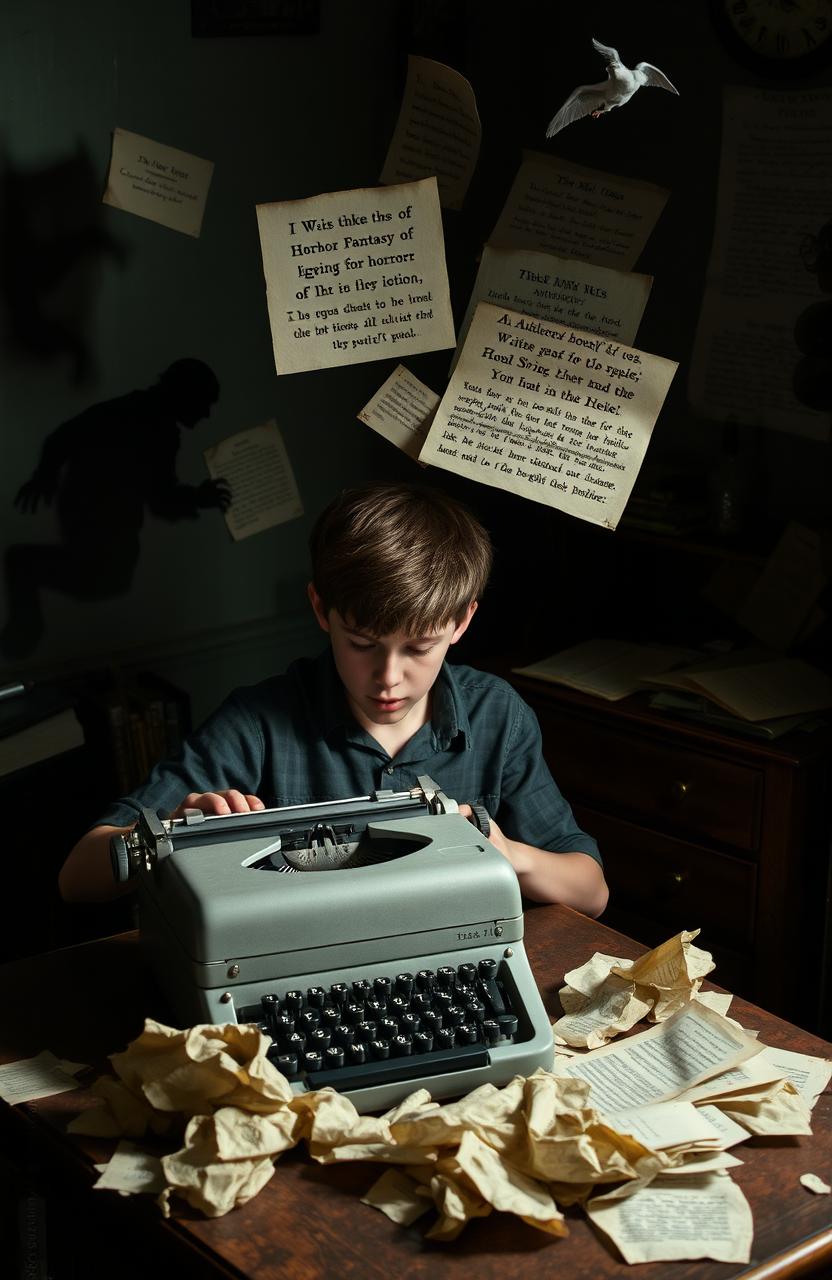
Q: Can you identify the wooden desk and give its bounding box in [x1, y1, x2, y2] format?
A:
[2, 910, 832, 1280]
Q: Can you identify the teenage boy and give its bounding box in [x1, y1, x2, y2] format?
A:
[59, 483, 607, 916]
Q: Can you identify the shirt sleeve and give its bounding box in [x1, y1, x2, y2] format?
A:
[91, 692, 265, 828]
[496, 694, 602, 864]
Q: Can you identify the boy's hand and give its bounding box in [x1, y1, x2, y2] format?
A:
[459, 803, 510, 858]
[170, 790, 265, 818]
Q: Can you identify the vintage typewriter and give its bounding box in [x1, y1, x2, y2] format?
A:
[111, 777, 554, 1113]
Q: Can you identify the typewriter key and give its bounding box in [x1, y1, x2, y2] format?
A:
[390, 995, 410, 1016]
[364, 998, 385, 1019]
[413, 1031, 433, 1053]
[466, 998, 486, 1021]
[457, 963, 477, 985]
[347, 1043, 367, 1065]
[445, 1004, 465, 1027]
[395, 973, 414, 995]
[286, 1031, 306, 1055]
[435, 1028, 454, 1049]
[330, 982, 349, 1006]
[306, 986, 327, 1008]
[400, 1012, 420, 1035]
[356, 1021, 376, 1044]
[261, 992, 281, 1014]
[370, 1040, 390, 1060]
[309, 1028, 331, 1051]
[415, 969, 435, 990]
[379, 1017, 398, 1039]
[373, 976, 392, 1000]
[437, 966, 456, 989]
[391, 1035, 412, 1056]
[421, 1009, 442, 1032]
[298, 1009, 321, 1031]
[284, 990, 304, 1013]
[273, 1013, 295, 1038]
[345, 1002, 365, 1025]
[352, 979, 372, 1002]
[303, 1050, 323, 1072]
[482, 1019, 501, 1046]
[498, 1012, 519, 1038]
[324, 1045, 345, 1069]
[478, 958, 498, 980]
[320, 1005, 340, 1027]
[333, 1024, 355, 1047]
[272, 1052, 299, 1077]
[456, 1022, 478, 1045]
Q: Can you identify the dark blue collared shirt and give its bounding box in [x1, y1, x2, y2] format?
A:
[96, 647, 600, 863]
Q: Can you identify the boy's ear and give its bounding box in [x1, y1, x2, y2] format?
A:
[307, 582, 330, 633]
[450, 600, 477, 645]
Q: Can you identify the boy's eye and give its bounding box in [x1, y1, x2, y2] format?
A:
[349, 640, 374, 651]
[408, 645, 434, 656]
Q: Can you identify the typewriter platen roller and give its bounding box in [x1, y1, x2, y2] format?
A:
[114, 777, 555, 1113]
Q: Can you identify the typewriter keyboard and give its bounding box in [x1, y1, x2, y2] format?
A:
[237, 958, 527, 1094]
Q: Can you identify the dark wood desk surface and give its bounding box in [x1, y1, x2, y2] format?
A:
[3, 908, 832, 1280]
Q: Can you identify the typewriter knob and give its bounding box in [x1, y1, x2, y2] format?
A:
[110, 834, 132, 884]
[470, 804, 491, 838]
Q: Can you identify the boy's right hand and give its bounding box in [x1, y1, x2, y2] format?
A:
[169, 790, 266, 818]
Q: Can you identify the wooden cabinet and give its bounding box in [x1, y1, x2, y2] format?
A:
[507, 672, 832, 1033]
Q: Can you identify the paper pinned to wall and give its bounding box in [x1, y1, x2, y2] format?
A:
[418, 301, 677, 530]
[489, 151, 669, 270]
[203, 422, 303, 542]
[102, 128, 214, 238]
[452, 243, 653, 373]
[256, 178, 455, 374]
[380, 54, 481, 211]
[357, 363, 439, 460]
[688, 86, 832, 440]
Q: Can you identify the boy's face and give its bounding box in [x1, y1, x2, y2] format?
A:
[308, 585, 476, 736]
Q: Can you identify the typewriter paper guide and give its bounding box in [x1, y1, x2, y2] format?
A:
[140, 814, 523, 966]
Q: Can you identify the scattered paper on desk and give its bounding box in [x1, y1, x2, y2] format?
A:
[514, 639, 699, 701]
[0, 1049, 84, 1104]
[204, 422, 303, 541]
[754, 1045, 832, 1111]
[379, 55, 481, 211]
[103, 128, 214, 238]
[642, 648, 832, 721]
[357, 363, 439, 460]
[586, 1173, 753, 1265]
[800, 1172, 831, 1194]
[94, 1140, 166, 1195]
[361, 1167, 431, 1225]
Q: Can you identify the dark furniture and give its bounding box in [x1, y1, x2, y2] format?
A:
[506, 671, 832, 1035]
[2, 908, 832, 1279]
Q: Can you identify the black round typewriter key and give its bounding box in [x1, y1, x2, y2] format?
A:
[261, 992, 281, 1014]
[303, 1050, 323, 1072]
[309, 1028, 331, 1051]
[446, 1004, 465, 1027]
[498, 1013, 519, 1038]
[364, 998, 385, 1019]
[373, 976, 392, 1001]
[284, 990, 304, 1013]
[324, 1045, 345, 1069]
[286, 1031, 306, 1054]
[455, 983, 474, 1002]
[456, 1022, 479, 1045]
[482, 1019, 501, 1046]
[298, 1008, 321, 1031]
[370, 1039, 390, 1060]
[356, 1021, 377, 1044]
[391, 1034, 412, 1056]
[415, 968, 435, 991]
[272, 1052, 299, 1077]
[333, 1024, 355, 1047]
[457, 963, 477, 985]
[390, 995, 410, 1016]
[437, 966, 456, 989]
[466, 998, 486, 1021]
[273, 1014, 295, 1041]
[345, 1002, 365, 1025]
[435, 1028, 454, 1049]
[434, 989, 453, 1010]
[411, 993, 431, 1014]
[395, 972, 414, 995]
[347, 1043, 367, 1065]
[352, 979, 372, 1002]
[413, 1031, 433, 1053]
[306, 986, 327, 1008]
[257, 1021, 272, 1037]
[330, 982, 349, 1006]
[478, 958, 498, 980]
[379, 1016, 399, 1039]
[421, 1009, 442, 1032]
[399, 1012, 420, 1035]
[320, 1005, 340, 1027]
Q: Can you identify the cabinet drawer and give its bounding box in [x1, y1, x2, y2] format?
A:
[537, 708, 763, 852]
[578, 807, 757, 951]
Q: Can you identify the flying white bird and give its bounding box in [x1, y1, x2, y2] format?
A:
[546, 38, 678, 138]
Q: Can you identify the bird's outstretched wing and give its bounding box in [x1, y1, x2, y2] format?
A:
[546, 82, 608, 137]
[591, 38, 623, 68]
[634, 62, 679, 94]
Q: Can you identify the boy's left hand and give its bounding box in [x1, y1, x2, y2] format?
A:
[459, 803, 510, 857]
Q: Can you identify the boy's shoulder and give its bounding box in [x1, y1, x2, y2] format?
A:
[444, 660, 525, 707]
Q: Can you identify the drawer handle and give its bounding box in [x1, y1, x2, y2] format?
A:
[666, 870, 688, 892]
[672, 780, 691, 801]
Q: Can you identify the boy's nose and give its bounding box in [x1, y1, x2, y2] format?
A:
[374, 652, 402, 689]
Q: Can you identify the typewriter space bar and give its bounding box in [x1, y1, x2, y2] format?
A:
[306, 1043, 490, 1092]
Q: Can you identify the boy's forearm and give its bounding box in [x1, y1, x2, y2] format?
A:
[502, 841, 609, 917]
[59, 825, 135, 903]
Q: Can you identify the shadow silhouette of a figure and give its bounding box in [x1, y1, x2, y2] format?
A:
[2, 358, 230, 659]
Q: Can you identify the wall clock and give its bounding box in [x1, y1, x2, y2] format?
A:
[711, 0, 832, 76]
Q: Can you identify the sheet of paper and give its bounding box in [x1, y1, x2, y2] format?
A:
[560, 1002, 762, 1116]
[380, 55, 481, 211]
[737, 523, 828, 651]
[418, 302, 677, 530]
[689, 86, 832, 440]
[357, 363, 439, 460]
[755, 1045, 832, 1111]
[586, 1173, 753, 1265]
[94, 1140, 166, 1195]
[204, 422, 303, 541]
[102, 128, 214, 238]
[453, 245, 652, 373]
[695, 1104, 755, 1149]
[689, 657, 832, 722]
[608, 1101, 727, 1153]
[256, 177, 455, 374]
[513, 639, 698, 701]
[0, 1050, 82, 1104]
[489, 151, 669, 270]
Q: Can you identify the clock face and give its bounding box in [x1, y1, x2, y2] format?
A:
[715, 0, 832, 73]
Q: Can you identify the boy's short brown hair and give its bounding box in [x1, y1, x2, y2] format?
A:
[309, 482, 492, 635]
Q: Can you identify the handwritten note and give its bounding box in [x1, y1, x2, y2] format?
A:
[380, 55, 481, 211]
[490, 151, 669, 270]
[419, 302, 677, 530]
[256, 177, 455, 374]
[453, 244, 652, 371]
[203, 422, 303, 541]
[357, 364, 439, 460]
[103, 128, 214, 238]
